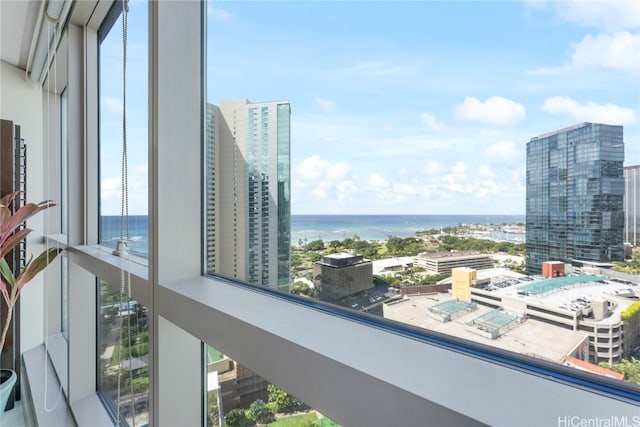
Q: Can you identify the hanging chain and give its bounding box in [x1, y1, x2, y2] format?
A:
[120, 0, 129, 243]
[116, 1, 135, 426]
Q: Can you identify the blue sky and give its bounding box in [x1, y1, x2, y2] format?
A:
[101, 0, 639, 215]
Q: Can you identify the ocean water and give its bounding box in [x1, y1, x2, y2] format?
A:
[99, 214, 526, 255]
[99, 215, 150, 256]
[291, 214, 525, 243]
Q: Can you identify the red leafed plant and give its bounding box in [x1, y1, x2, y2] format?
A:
[0, 192, 63, 354]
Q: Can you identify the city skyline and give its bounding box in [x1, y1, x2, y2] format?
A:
[100, 1, 640, 215]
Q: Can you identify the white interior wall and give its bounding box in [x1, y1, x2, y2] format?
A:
[0, 61, 46, 352]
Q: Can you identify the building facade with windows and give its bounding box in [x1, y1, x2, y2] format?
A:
[313, 253, 373, 300]
[206, 99, 291, 290]
[526, 123, 625, 275]
[624, 165, 640, 247]
[414, 251, 493, 275]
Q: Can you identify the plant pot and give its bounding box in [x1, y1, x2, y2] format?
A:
[0, 369, 17, 417]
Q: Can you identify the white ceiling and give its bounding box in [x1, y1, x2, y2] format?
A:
[0, 1, 41, 70]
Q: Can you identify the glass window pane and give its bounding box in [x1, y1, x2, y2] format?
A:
[61, 255, 68, 339]
[204, 0, 640, 398]
[205, 345, 340, 427]
[60, 87, 68, 235]
[99, 1, 148, 258]
[98, 280, 149, 425]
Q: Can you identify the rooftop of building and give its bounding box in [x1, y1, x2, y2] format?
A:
[416, 251, 491, 260]
[532, 122, 621, 140]
[563, 356, 624, 381]
[325, 253, 360, 260]
[484, 275, 639, 325]
[440, 267, 526, 286]
[453, 267, 476, 273]
[372, 256, 415, 274]
[317, 252, 371, 268]
[383, 293, 587, 363]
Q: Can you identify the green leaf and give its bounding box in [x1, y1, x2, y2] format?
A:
[14, 248, 63, 295]
[0, 258, 15, 286]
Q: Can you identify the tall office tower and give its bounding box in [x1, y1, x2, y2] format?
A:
[206, 99, 291, 290]
[526, 123, 625, 275]
[624, 165, 640, 247]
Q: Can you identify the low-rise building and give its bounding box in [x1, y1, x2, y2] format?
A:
[313, 253, 373, 300]
[471, 275, 639, 364]
[383, 293, 589, 363]
[414, 251, 493, 275]
[385, 271, 640, 365]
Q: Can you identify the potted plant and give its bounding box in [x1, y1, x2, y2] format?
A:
[0, 191, 63, 414]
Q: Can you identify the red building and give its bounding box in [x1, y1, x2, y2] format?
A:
[542, 261, 565, 278]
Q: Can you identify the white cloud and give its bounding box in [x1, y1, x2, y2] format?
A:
[455, 96, 526, 127]
[452, 162, 466, 175]
[478, 164, 496, 179]
[103, 97, 123, 114]
[420, 112, 446, 132]
[572, 32, 640, 71]
[337, 180, 357, 200]
[553, 0, 639, 32]
[424, 160, 444, 175]
[101, 178, 121, 200]
[311, 181, 331, 199]
[484, 141, 518, 161]
[296, 155, 347, 181]
[209, 7, 233, 22]
[392, 183, 419, 197]
[395, 167, 409, 177]
[294, 155, 349, 200]
[542, 96, 638, 125]
[442, 162, 468, 193]
[315, 98, 335, 113]
[368, 173, 390, 190]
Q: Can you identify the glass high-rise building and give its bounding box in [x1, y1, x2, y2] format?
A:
[624, 165, 640, 247]
[206, 99, 291, 290]
[526, 123, 625, 274]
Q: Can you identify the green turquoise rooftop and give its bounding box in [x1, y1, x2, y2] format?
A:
[517, 275, 606, 296]
[428, 299, 473, 316]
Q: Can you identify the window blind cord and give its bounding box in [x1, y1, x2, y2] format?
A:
[43, 18, 63, 414]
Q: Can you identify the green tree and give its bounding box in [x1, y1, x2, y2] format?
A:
[308, 252, 323, 263]
[207, 390, 220, 427]
[224, 408, 247, 427]
[248, 399, 271, 423]
[612, 252, 640, 274]
[328, 240, 342, 248]
[305, 239, 325, 251]
[599, 358, 640, 385]
[267, 384, 308, 413]
[291, 281, 317, 298]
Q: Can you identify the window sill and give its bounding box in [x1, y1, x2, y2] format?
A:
[46, 333, 68, 394]
[67, 244, 149, 304]
[22, 345, 75, 426]
[158, 275, 639, 426]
